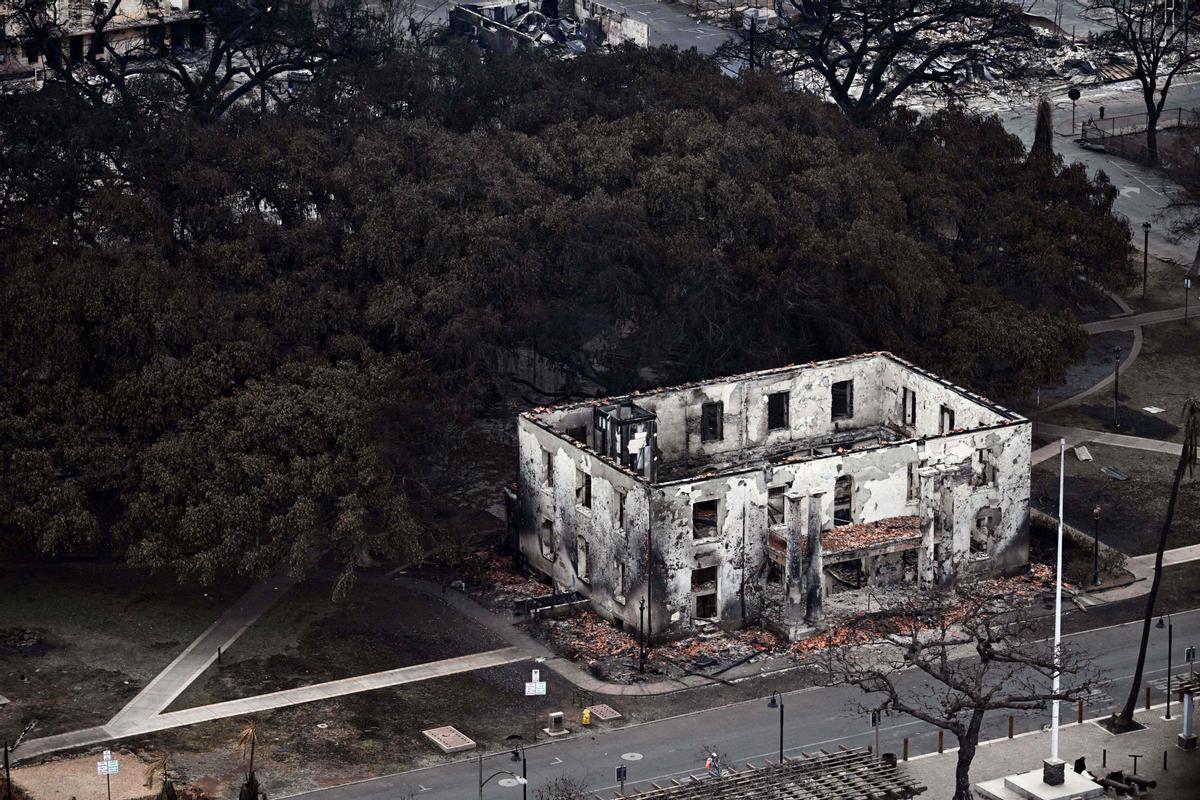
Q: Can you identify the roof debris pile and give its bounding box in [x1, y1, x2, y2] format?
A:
[448, 0, 648, 57]
[819, 515, 922, 555]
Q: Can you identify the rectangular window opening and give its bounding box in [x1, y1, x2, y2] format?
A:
[832, 380, 854, 420]
[614, 488, 627, 530]
[767, 486, 786, 527]
[767, 391, 789, 431]
[907, 459, 927, 502]
[577, 535, 590, 582]
[615, 562, 626, 600]
[576, 469, 591, 509]
[902, 387, 917, 426]
[539, 519, 555, 560]
[542, 448, 554, 487]
[939, 405, 956, 435]
[692, 499, 719, 539]
[701, 401, 724, 442]
[833, 476, 853, 526]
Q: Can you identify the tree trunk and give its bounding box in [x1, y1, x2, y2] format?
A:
[952, 712, 985, 800]
[1113, 443, 1189, 727]
[1146, 118, 1160, 167]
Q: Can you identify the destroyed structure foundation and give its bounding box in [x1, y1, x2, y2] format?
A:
[516, 353, 1031, 641]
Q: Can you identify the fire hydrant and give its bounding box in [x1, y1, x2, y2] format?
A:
[582, 708, 592, 726]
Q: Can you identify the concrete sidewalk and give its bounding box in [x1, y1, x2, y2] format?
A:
[109, 577, 296, 727]
[904, 706, 1199, 797]
[1035, 423, 1183, 462]
[1083, 306, 1194, 333]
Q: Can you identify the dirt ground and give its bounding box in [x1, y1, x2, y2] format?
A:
[1031, 443, 1199, 556]
[1041, 321, 1200, 443]
[0, 563, 246, 742]
[167, 578, 508, 711]
[1127, 251, 1198, 313]
[12, 751, 161, 800]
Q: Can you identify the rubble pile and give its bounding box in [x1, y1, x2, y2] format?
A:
[462, 551, 553, 609]
[540, 611, 640, 663]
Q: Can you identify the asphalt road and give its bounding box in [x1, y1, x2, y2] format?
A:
[997, 76, 1200, 265]
[288, 607, 1200, 799]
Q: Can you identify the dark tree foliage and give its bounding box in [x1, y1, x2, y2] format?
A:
[0, 46, 1133, 587]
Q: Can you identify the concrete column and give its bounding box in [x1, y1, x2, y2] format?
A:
[805, 491, 825, 624]
[783, 491, 807, 630]
[917, 468, 937, 586]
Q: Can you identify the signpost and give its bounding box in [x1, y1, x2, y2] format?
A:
[616, 764, 627, 793]
[524, 669, 547, 697]
[96, 750, 119, 800]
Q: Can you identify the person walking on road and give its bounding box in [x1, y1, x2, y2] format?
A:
[705, 752, 722, 777]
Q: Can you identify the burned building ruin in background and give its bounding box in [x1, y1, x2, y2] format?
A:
[516, 353, 1031, 641]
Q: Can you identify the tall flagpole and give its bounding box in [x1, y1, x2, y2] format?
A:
[1051, 438, 1065, 761]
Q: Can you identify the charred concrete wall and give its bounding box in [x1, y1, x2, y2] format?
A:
[517, 353, 1030, 640]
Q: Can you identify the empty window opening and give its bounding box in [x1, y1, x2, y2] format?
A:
[542, 448, 554, 487]
[614, 488, 627, 530]
[939, 405, 956, 435]
[973, 508, 999, 557]
[539, 519, 555, 560]
[902, 387, 917, 426]
[576, 535, 590, 581]
[833, 475, 853, 526]
[566, 425, 588, 445]
[974, 447, 996, 487]
[907, 459, 927, 502]
[576, 469, 591, 509]
[615, 562, 625, 600]
[832, 380, 854, 420]
[692, 565, 719, 620]
[767, 391, 789, 431]
[692, 499, 719, 539]
[701, 401, 724, 442]
[767, 486, 786, 527]
[695, 592, 718, 620]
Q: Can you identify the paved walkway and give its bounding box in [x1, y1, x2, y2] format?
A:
[1032, 423, 1183, 465]
[1083, 305, 1194, 333]
[109, 577, 297, 727]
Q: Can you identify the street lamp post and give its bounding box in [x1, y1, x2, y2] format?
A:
[510, 745, 528, 800]
[638, 597, 646, 673]
[479, 751, 528, 800]
[1158, 615, 1175, 720]
[767, 692, 785, 764]
[1092, 506, 1102, 586]
[1143, 222, 1151, 300]
[1187, 277, 1193, 326]
[1112, 346, 1122, 430]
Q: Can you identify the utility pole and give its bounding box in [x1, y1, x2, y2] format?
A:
[1092, 506, 1102, 586]
[1143, 222, 1151, 300]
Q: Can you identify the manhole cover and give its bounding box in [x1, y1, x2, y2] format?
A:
[622, 752, 643, 761]
[422, 725, 476, 754]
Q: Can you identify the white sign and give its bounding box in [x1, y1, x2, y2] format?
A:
[524, 681, 547, 696]
[96, 759, 119, 775]
[531, 669, 540, 683]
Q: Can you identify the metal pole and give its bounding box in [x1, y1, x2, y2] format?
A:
[777, 700, 787, 762]
[106, 772, 112, 800]
[1051, 438, 1065, 761]
[874, 718, 880, 761]
[1093, 507, 1101, 586]
[638, 598, 646, 673]
[3, 741, 11, 800]
[1143, 225, 1150, 300]
[522, 752, 528, 800]
[478, 751, 484, 800]
[1167, 619, 1174, 719]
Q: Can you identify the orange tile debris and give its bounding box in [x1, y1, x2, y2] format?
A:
[814, 516, 922, 555]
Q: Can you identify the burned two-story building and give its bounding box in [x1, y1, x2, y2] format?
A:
[515, 352, 1031, 641]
